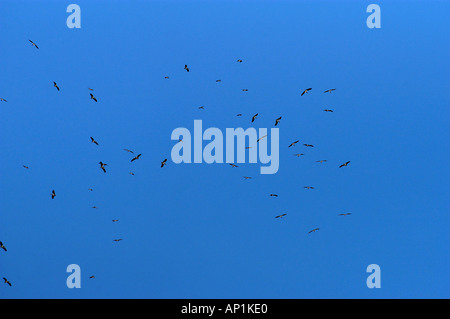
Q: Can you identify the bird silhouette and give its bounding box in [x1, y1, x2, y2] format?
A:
[275, 214, 287, 219]
[90, 93, 97, 102]
[339, 161, 350, 168]
[288, 140, 299, 148]
[29, 39, 39, 49]
[324, 89, 336, 93]
[275, 116, 282, 126]
[51, 190, 56, 199]
[308, 228, 320, 234]
[53, 82, 60, 91]
[257, 135, 267, 143]
[161, 159, 167, 168]
[90, 137, 99, 145]
[99, 162, 107, 173]
[184, 64, 189, 72]
[251, 113, 258, 122]
[301, 88, 312, 96]
[3, 277, 11, 286]
[131, 154, 142, 162]
[0, 241, 7, 252]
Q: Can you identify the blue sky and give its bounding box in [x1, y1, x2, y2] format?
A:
[0, 0, 449, 298]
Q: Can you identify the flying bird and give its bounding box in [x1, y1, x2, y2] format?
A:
[90, 137, 99, 145]
[324, 89, 336, 93]
[303, 144, 314, 147]
[316, 160, 327, 163]
[243, 176, 252, 180]
[0, 241, 6, 252]
[304, 186, 314, 189]
[23, 165, 29, 169]
[99, 161, 107, 173]
[301, 88, 312, 96]
[113, 239, 123, 242]
[88, 188, 93, 191]
[294, 153, 304, 157]
[257, 134, 267, 143]
[229, 163, 238, 168]
[89, 276, 95, 279]
[236, 114, 242, 117]
[184, 64, 189, 72]
[275, 213, 287, 219]
[164, 76, 169, 79]
[112, 219, 119, 222]
[237, 59, 243, 62]
[161, 159, 167, 168]
[0, 98, 7, 102]
[123, 149, 134, 154]
[338, 213, 352, 216]
[53, 81, 60, 91]
[90, 93, 98, 102]
[216, 79, 221, 82]
[339, 161, 350, 168]
[288, 140, 299, 148]
[3, 277, 11, 286]
[88, 88, 94, 91]
[29, 39, 39, 49]
[198, 106, 205, 109]
[242, 89, 249, 92]
[51, 190, 56, 199]
[131, 154, 142, 162]
[92, 206, 98, 209]
[324, 109, 333, 112]
[129, 172, 135, 176]
[275, 116, 282, 126]
[269, 194, 278, 197]
[251, 113, 258, 122]
[308, 228, 320, 234]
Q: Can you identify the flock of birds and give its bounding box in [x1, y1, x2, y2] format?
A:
[0, 38, 353, 288]
[179, 58, 353, 233]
